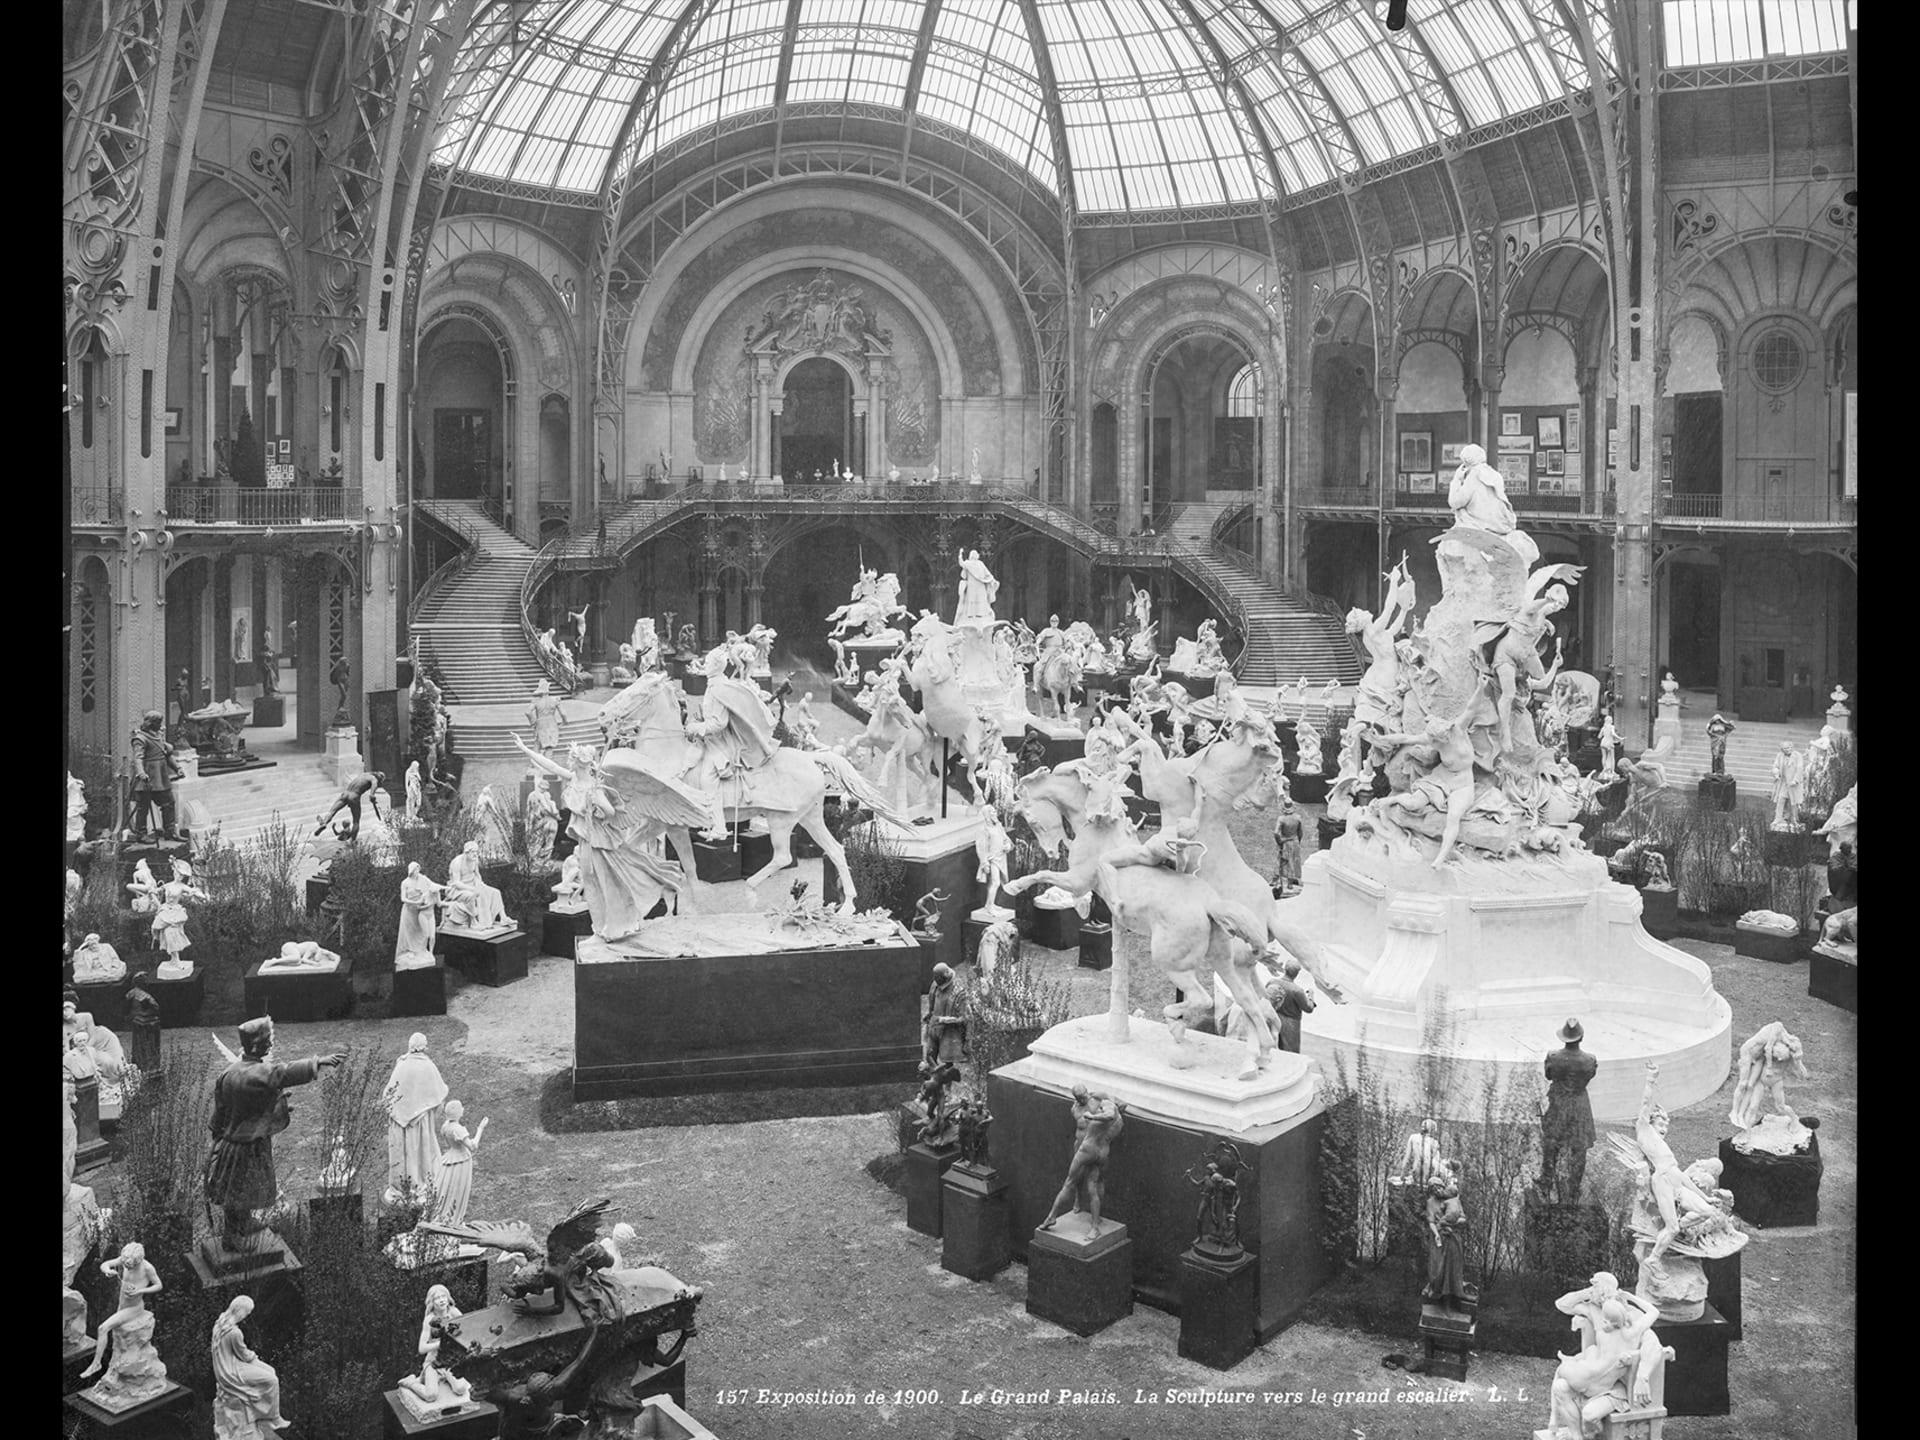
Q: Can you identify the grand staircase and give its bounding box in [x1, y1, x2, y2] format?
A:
[412, 500, 549, 705]
[1661, 699, 1828, 793]
[182, 754, 345, 851]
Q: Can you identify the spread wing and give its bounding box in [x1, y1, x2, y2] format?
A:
[598, 749, 714, 830]
[1525, 563, 1587, 603]
[546, 1196, 614, 1263]
[1606, 1131, 1651, 1183]
[416, 1217, 541, 1259]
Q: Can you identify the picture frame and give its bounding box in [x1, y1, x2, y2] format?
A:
[1564, 451, 1583, 484]
[1660, 434, 1674, 458]
[1410, 471, 1437, 494]
[277, 438, 292, 458]
[1397, 471, 1414, 492]
[1399, 431, 1432, 473]
[1501, 412, 1521, 436]
[1545, 449, 1566, 476]
[1565, 405, 1581, 452]
[1497, 453, 1531, 493]
[163, 408, 182, 435]
[1661, 456, 1673, 480]
[1607, 430, 1620, 467]
[1498, 434, 1535, 454]
[1440, 442, 1465, 468]
[1536, 415, 1563, 449]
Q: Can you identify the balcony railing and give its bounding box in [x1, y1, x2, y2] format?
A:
[1292, 486, 1617, 519]
[1656, 491, 1855, 526]
[70, 486, 123, 525]
[163, 486, 365, 525]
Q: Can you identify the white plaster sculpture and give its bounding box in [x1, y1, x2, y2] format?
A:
[1544, 1272, 1674, 1440]
[550, 853, 585, 909]
[258, 940, 340, 973]
[787, 692, 820, 750]
[524, 783, 560, 869]
[395, 863, 444, 970]
[403, 761, 422, 822]
[1292, 716, 1323, 776]
[384, 1033, 447, 1204]
[67, 772, 87, 844]
[210, 1295, 289, 1439]
[474, 785, 515, 862]
[1391, 1118, 1444, 1186]
[975, 918, 1020, 981]
[1728, 1021, 1812, 1156]
[975, 812, 1014, 918]
[444, 842, 511, 932]
[64, 1097, 102, 1353]
[746, 622, 777, 675]
[954, 548, 999, 628]
[429, 1099, 489, 1227]
[78, 1241, 169, 1408]
[1598, 714, 1621, 775]
[1770, 741, 1806, 830]
[318, 1133, 356, 1194]
[72, 933, 126, 984]
[1606, 1063, 1748, 1321]
[527, 679, 563, 752]
[395, 1284, 474, 1418]
[1813, 782, 1857, 854]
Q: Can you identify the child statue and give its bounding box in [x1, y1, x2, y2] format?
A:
[1422, 1161, 1472, 1313]
[210, 1295, 289, 1439]
[152, 858, 207, 979]
[79, 1241, 169, 1407]
[551, 853, 585, 909]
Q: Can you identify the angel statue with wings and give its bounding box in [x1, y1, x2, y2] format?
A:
[513, 735, 711, 941]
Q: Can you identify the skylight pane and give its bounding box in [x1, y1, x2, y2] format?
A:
[556, 145, 607, 193]
[1128, 158, 1176, 209]
[1077, 168, 1127, 212]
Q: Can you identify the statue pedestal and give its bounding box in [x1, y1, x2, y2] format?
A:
[1639, 885, 1679, 939]
[905, 1139, 961, 1237]
[542, 903, 593, 959]
[1719, 1132, 1822, 1227]
[871, 813, 983, 983]
[691, 836, 742, 882]
[1418, 1300, 1476, 1381]
[1697, 773, 1737, 810]
[1733, 918, 1802, 964]
[325, 725, 364, 786]
[1652, 1304, 1733, 1416]
[437, 927, 528, 987]
[147, 963, 205, 1027]
[72, 978, 127, 1030]
[942, 1164, 1011, 1281]
[1296, 837, 1733, 1123]
[1030, 892, 1081, 950]
[1763, 827, 1809, 868]
[1077, 921, 1113, 971]
[66, 1382, 194, 1432]
[1826, 696, 1852, 733]
[1702, 1247, 1743, 1340]
[1808, 943, 1857, 1011]
[251, 695, 286, 727]
[70, 1075, 109, 1170]
[1177, 1245, 1259, 1370]
[244, 955, 354, 1023]
[305, 868, 331, 915]
[1026, 1219, 1134, 1336]
[172, 747, 201, 783]
[1654, 696, 1683, 750]
[382, 1390, 502, 1439]
[1288, 771, 1328, 804]
[391, 962, 449, 1017]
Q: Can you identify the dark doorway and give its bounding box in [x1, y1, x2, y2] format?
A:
[781, 358, 851, 482]
[1667, 562, 1720, 688]
[435, 409, 491, 499]
[1672, 394, 1722, 494]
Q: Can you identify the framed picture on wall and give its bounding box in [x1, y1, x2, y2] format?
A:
[1410, 471, 1437, 494]
[1545, 449, 1566, 476]
[1536, 416, 1563, 448]
[1607, 430, 1620, 467]
[277, 438, 291, 458]
[1498, 434, 1534, 454]
[1440, 443, 1465, 468]
[1662, 456, 1673, 480]
[1501, 412, 1521, 436]
[1498, 453, 1531, 493]
[1564, 451, 1584, 484]
[1397, 472, 1414, 492]
[1565, 405, 1581, 451]
[1660, 434, 1674, 457]
[1399, 432, 1432, 472]
[164, 408, 182, 435]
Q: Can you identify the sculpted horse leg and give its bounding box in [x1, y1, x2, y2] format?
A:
[805, 803, 861, 914]
[662, 825, 700, 914]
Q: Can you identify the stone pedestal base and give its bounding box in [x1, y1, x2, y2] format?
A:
[438, 927, 528, 987]
[325, 725, 364, 786]
[941, 1163, 1011, 1280]
[1418, 1301, 1476, 1381]
[251, 695, 286, 727]
[1178, 1245, 1259, 1369]
[382, 1390, 502, 1439]
[543, 904, 594, 958]
[1701, 1247, 1742, 1341]
[306, 871, 331, 916]
[1809, 946, 1857, 1012]
[1719, 1132, 1822, 1227]
[1027, 1219, 1133, 1336]
[147, 964, 204, 1027]
[1734, 920, 1801, 963]
[192, 1229, 300, 1286]
[1697, 774, 1736, 810]
[1522, 1193, 1611, 1288]
[391, 963, 449, 1017]
[72, 978, 127, 1029]
[1031, 895, 1080, 950]
[1316, 815, 1345, 851]
[66, 1381, 194, 1432]
[874, 815, 984, 982]
[1652, 1304, 1732, 1416]
[1639, 886, 1679, 939]
[1764, 828, 1808, 868]
[632, 1395, 715, 1440]
[244, 956, 354, 1022]
[905, 1140, 960, 1237]
[71, 1076, 109, 1169]
[1077, 921, 1113, 971]
[1288, 772, 1328, 804]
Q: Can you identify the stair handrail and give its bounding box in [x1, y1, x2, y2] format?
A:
[521, 525, 586, 692]
[411, 500, 486, 621]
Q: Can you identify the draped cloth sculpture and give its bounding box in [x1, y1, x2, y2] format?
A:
[210, 1296, 289, 1439]
[385, 1035, 448, 1203]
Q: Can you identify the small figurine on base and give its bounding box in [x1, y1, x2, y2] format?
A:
[258, 939, 340, 973]
[1728, 1021, 1812, 1156]
[210, 1295, 290, 1438]
[550, 853, 585, 909]
[1185, 1141, 1247, 1258]
[922, 962, 966, 1065]
[911, 889, 952, 942]
[1037, 1084, 1125, 1236]
[1705, 713, 1735, 776]
[1641, 850, 1672, 890]
[914, 1060, 965, 1147]
[72, 932, 125, 984]
[952, 1096, 993, 1170]
[78, 1242, 167, 1406]
[395, 1284, 475, 1419]
[1292, 716, 1323, 777]
[1597, 713, 1621, 775]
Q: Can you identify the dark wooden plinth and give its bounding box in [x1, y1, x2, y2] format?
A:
[942, 1164, 1011, 1281]
[1719, 1133, 1822, 1227]
[1652, 1303, 1732, 1416]
[1418, 1301, 1476, 1381]
[1316, 815, 1345, 851]
[72, 979, 127, 1029]
[1809, 948, 1857, 1012]
[66, 1381, 194, 1435]
[1077, 921, 1113, 970]
[542, 905, 593, 958]
[737, 828, 776, 873]
[1027, 1224, 1134, 1336]
[251, 695, 286, 727]
[1288, 772, 1328, 804]
[1702, 1248, 1742, 1341]
[146, 965, 204, 1028]
[1639, 886, 1679, 939]
[905, 1140, 961, 1237]
[437, 929, 528, 987]
[990, 1070, 1331, 1341]
[71, 1076, 109, 1169]
[1030, 899, 1080, 950]
[895, 837, 981, 983]
[1178, 1245, 1260, 1369]
[573, 932, 924, 1098]
[243, 957, 354, 1023]
[391, 964, 448, 1017]
[305, 872, 330, 916]
[1733, 926, 1802, 963]
[383, 1391, 502, 1439]
[691, 838, 741, 882]
[1165, 671, 1217, 701]
[1697, 774, 1736, 810]
[1763, 829, 1808, 868]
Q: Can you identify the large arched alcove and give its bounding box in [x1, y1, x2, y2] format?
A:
[778, 358, 855, 483]
[1145, 332, 1260, 510]
[417, 313, 510, 506]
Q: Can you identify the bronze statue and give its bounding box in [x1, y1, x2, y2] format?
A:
[1038, 1084, 1126, 1234]
[204, 1018, 344, 1251]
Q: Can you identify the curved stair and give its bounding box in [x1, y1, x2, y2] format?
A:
[413, 500, 549, 705]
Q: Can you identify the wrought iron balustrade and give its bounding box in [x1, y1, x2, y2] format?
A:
[164, 486, 364, 525]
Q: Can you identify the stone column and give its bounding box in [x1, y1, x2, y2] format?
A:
[697, 571, 720, 650]
[869, 374, 887, 477]
[769, 396, 784, 483]
[851, 401, 867, 477]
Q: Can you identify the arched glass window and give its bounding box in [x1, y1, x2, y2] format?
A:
[1226, 362, 1261, 418]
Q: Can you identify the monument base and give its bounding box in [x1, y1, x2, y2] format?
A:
[244, 956, 354, 1023]
[1719, 1132, 1822, 1227]
[1808, 945, 1857, 1012]
[905, 1140, 960, 1237]
[66, 1381, 194, 1432]
[383, 1390, 502, 1439]
[391, 963, 449, 1017]
[147, 964, 205, 1027]
[1639, 886, 1679, 939]
[1177, 1245, 1259, 1370]
[941, 1164, 1011, 1281]
[1697, 774, 1736, 810]
[1030, 894, 1080, 950]
[543, 904, 594, 958]
[1077, 921, 1113, 970]
[1652, 1304, 1733, 1416]
[1418, 1301, 1476, 1381]
[1288, 772, 1328, 804]
[1026, 1219, 1133, 1336]
[438, 927, 529, 987]
[1734, 921, 1802, 963]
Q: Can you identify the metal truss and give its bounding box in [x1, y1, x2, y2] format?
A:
[64, 0, 170, 302]
[1659, 54, 1848, 91]
[1013, 0, 1075, 504]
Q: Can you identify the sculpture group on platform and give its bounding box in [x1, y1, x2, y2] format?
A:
[1038, 1083, 1126, 1239]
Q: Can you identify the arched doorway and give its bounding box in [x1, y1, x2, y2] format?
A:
[1144, 333, 1259, 513]
[780, 357, 852, 482]
[419, 315, 509, 504]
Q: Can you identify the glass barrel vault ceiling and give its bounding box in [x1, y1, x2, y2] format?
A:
[436, 0, 1852, 213]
